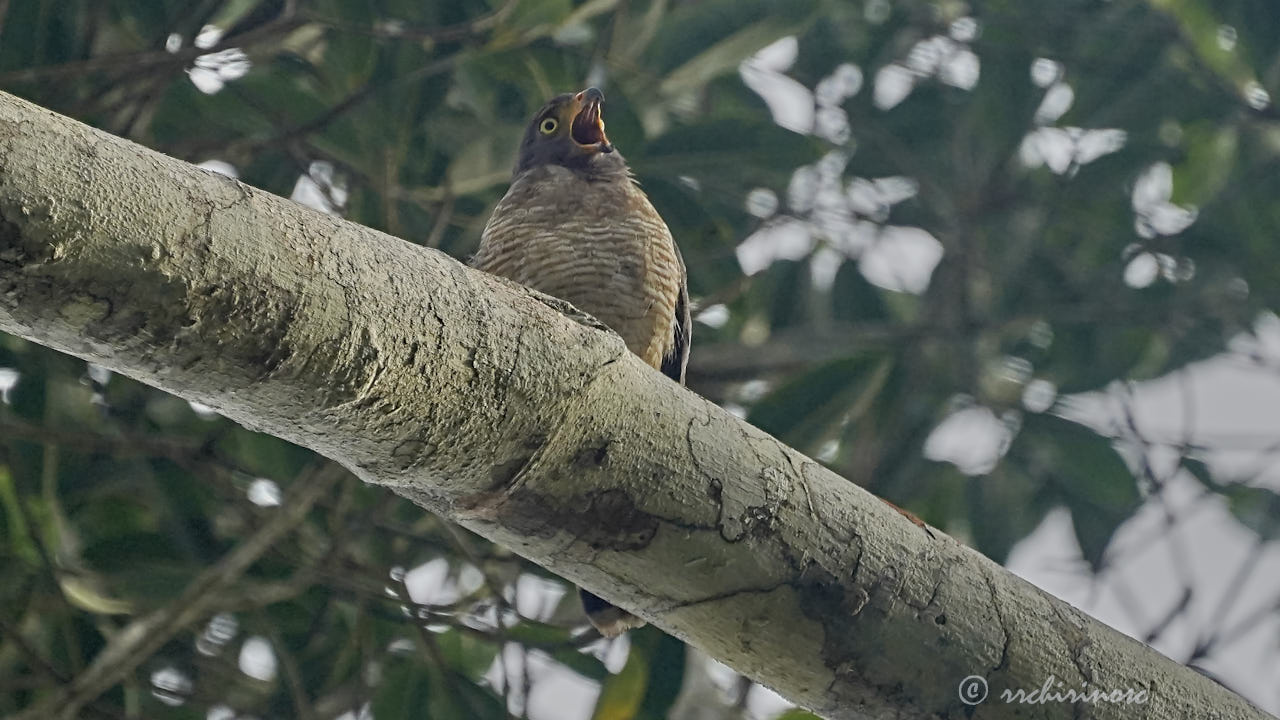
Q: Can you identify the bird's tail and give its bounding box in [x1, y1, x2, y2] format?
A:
[580, 588, 646, 637]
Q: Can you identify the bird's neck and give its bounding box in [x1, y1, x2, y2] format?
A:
[520, 152, 630, 183]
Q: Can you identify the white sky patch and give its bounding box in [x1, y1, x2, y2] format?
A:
[1217, 24, 1238, 52]
[809, 63, 863, 144]
[246, 478, 281, 507]
[187, 400, 220, 419]
[749, 35, 798, 72]
[875, 34, 981, 109]
[207, 705, 236, 720]
[332, 702, 373, 720]
[740, 36, 814, 134]
[1020, 127, 1127, 174]
[1031, 57, 1064, 88]
[1007, 487, 1280, 714]
[858, 226, 943, 294]
[197, 612, 239, 656]
[189, 47, 250, 94]
[735, 218, 815, 275]
[847, 176, 918, 222]
[513, 573, 566, 621]
[1034, 83, 1074, 125]
[905, 36, 953, 76]
[787, 165, 819, 212]
[745, 187, 779, 217]
[1023, 379, 1059, 413]
[810, 246, 844, 291]
[238, 635, 278, 682]
[696, 303, 730, 329]
[827, 218, 879, 257]
[150, 666, 193, 706]
[746, 682, 795, 719]
[1244, 81, 1270, 110]
[939, 48, 980, 90]
[198, 159, 239, 178]
[487, 642, 612, 720]
[950, 17, 980, 42]
[1124, 252, 1160, 288]
[1132, 162, 1197, 238]
[815, 63, 863, 107]
[0, 367, 19, 404]
[405, 558, 456, 606]
[814, 105, 852, 144]
[86, 363, 112, 385]
[195, 24, 222, 49]
[1231, 311, 1280, 364]
[924, 405, 1013, 475]
[738, 379, 771, 404]
[291, 161, 349, 215]
[873, 64, 916, 110]
[402, 559, 484, 612]
[1040, 344, 1280, 712]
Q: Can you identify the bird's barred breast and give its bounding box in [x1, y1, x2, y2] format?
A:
[474, 169, 682, 369]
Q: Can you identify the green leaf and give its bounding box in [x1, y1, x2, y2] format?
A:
[1014, 415, 1142, 569]
[658, 11, 817, 98]
[635, 632, 686, 719]
[966, 463, 1052, 564]
[436, 628, 501, 679]
[551, 645, 611, 682]
[646, 0, 816, 77]
[1151, 0, 1262, 92]
[748, 354, 892, 453]
[0, 466, 38, 564]
[372, 657, 432, 720]
[591, 636, 650, 720]
[1222, 485, 1280, 540]
[633, 118, 822, 193]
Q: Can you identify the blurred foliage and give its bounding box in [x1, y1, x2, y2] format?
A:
[2, 0, 1279, 717]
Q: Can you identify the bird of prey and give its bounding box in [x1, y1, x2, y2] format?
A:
[472, 87, 690, 636]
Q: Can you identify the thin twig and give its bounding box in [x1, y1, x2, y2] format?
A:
[0, 14, 303, 86]
[0, 415, 207, 464]
[0, 616, 68, 684]
[7, 461, 347, 720]
[299, 0, 520, 44]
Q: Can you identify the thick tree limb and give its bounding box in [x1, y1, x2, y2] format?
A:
[0, 91, 1269, 719]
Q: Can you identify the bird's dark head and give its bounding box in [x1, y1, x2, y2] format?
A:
[514, 87, 625, 176]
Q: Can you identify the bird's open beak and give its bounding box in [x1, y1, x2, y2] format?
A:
[570, 87, 613, 153]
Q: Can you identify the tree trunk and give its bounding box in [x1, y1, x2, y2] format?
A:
[0, 91, 1268, 720]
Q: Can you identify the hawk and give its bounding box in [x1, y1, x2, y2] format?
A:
[472, 87, 691, 636]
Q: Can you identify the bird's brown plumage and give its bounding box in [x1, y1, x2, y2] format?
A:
[471, 88, 689, 635]
[474, 165, 686, 371]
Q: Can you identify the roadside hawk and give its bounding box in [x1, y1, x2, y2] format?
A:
[471, 87, 691, 636]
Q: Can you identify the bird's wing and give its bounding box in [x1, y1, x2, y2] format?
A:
[661, 243, 692, 385]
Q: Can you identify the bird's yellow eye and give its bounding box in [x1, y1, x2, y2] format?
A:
[539, 117, 558, 134]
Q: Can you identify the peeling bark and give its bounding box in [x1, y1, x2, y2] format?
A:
[0, 91, 1271, 720]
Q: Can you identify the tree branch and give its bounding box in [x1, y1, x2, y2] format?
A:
[0, 91, 1270, 719]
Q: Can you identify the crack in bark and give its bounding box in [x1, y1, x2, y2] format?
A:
[660, 580, 791, 613]
[1050, 602, 1093, 686]
[457, 347, 625, 522]
[982, 570, 1012, 675]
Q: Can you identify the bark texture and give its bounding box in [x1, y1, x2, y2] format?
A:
[0, 91, 1270, 720]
